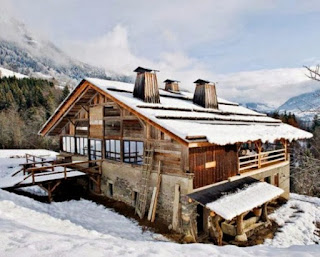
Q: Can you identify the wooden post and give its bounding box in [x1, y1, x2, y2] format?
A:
[99, 162, 102, 175]
[236, 213, 245, 235]
[32, 171, 35, 184]
[210, 215, 223, 246]
[47, 183, 52, 203]
[261, 203, 269, 222]
[255, 141, 262, 169]
[151, 161, 162, 222]
[282, 139, 288, 161]
[64, 166, 67, 179]
[97, 175, 101, 194]
[172, 184, 180, 231]
[148, 187, 157, 221]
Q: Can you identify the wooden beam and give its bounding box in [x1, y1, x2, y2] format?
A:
[151, 161, 162, 222]
[87, 83, 189, 146]
[172, 184, 180, 230]
[40, 81, 91, 136]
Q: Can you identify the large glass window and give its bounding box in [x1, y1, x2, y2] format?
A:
[62, 136, 75, 153]
[90, 139, 102, 160]
[105, 139, 121, 161]
[76, 137, 88, 155]
[124, 141, 144, 165]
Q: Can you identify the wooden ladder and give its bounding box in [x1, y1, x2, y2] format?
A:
[136, 144, 154, 219]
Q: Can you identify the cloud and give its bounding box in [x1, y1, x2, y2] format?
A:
[216, 68, 317, 106]
[63, 22, 318, 107]
[3, 0, 320, 107]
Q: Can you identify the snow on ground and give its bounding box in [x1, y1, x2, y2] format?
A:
[0, 67, 29, 79]
[0, 149, 58, 194]
[0, 149, 57, 159]
[265, 194, 320, 247]
[0, 151, 320, 256]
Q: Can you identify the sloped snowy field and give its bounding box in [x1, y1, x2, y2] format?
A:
[0, 150, 320, 256]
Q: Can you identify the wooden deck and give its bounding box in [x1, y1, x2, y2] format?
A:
[1, 156, 103, 201]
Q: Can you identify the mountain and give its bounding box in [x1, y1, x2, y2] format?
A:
[0, 15, 132, 86]
[277, 90, 320, 121]
[241, 102, 276, 114]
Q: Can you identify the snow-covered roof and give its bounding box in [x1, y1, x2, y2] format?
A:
[188, 177, 284, 220]
[84, 77, 312, 145]
[206, 182, 283, 220]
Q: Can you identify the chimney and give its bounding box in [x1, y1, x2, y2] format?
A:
[164, 79, 180, 93]
[133, 67, 160, 103]
[193, 79, 218, 109]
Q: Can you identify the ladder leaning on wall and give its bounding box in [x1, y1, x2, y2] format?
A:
[136, 143, 154, 219]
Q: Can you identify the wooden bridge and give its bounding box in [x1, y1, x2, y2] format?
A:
[1, 154, 103, 201]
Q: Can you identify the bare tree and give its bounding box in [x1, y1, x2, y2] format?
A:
[304, 65, 320, 82]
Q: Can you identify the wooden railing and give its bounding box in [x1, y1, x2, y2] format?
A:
[16, 160, 103, 186]
[238, 148, 287, 173]
[26, 154, 47, 163]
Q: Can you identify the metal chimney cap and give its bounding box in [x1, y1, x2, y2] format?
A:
[193, 79, 210, 84]
[133, 66, 159, 73]
[163, 79, 180, 83]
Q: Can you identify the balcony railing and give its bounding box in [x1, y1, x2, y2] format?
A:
[238, 148, 287, 173]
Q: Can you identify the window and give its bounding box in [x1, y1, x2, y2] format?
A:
[62, 136, 75, 153]
[90, 139, 102, 160]
[76, 137, 88, 155]
[105, 139, 121, 161]
[124, 140, 144, 165]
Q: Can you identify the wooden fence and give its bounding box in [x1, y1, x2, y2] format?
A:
[238, 148, 287, 173]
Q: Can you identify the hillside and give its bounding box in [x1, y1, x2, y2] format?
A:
[277, 90, 320, 121]
[242, 102, 276, 114]
[0, 77, 62, 149]
[0, 15, 132, 86]
[0, 67, 28, 79]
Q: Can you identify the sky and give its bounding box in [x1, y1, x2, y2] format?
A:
[2, 0, 320, 106]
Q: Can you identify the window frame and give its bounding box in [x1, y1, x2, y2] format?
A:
[62, 136, 75, 153]
[123, 140, 144, 165]
[89, 139, 102, 160]
[76, 136, 88, 156]
[105, 139, 121, 161]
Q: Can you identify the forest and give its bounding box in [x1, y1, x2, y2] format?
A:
[0, 77, 69, 150]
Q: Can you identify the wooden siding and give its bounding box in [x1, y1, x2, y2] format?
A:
[190, 145, 238, 189]
[193, 83, 218, 109]
[133, 72, 160, 103]
[89, 105, 103, 138]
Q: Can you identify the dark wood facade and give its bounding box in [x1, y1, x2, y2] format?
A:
[189, 145, 238, 189]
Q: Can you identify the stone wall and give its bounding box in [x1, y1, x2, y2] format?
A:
[100, 160, 193, 226]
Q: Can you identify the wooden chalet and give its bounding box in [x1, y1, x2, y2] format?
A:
[38, 66, 312, 244]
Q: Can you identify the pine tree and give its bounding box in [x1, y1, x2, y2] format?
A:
[60, 85, 70, 102]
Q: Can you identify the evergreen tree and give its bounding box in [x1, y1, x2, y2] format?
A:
[60, 85, 70, 102]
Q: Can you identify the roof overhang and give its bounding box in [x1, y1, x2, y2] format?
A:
[38, 79, 190, 146]
[188, 177, 284, 220]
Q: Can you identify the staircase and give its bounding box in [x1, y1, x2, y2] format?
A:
[136, 144, 154, 219]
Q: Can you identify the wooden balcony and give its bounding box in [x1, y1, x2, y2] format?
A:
[238, 148, 287, 173]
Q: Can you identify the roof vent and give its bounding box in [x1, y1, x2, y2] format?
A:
[193, 79, 218, 109]
[133, 66, 160, 103]
[164, 79, 180, 93]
